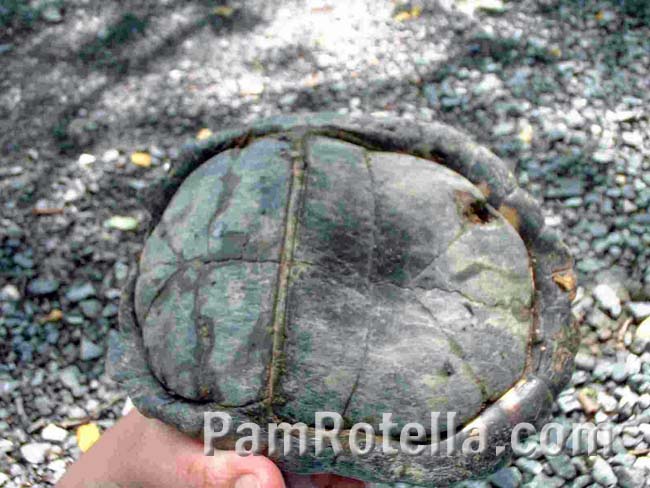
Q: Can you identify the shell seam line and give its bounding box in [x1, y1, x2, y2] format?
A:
[196, 265, 216, 400]
[523, 246, 540, 376]
[340, 146, 377, 424]
[266, 133, 307, 412]
[206, 155, 239, 255]
[413, 295, 491, 403]
[140, 258, 284, 323]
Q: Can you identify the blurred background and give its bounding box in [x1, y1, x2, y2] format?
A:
[1, 0, 650, 486]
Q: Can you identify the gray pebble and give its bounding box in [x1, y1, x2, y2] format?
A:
[65, 283, 96, 302]
[515, 458, 544, 475]
[546, 453, 577, 479]
[33, 396, 53, 416]
[524, 473, 564, 488]
[26, 278, 60, 296]
[558, 394, 583, 413]
[0, 379, 18, 398]
[593, 362, 613, 382]
[568, 474, 592, 488]
[489, 466, 522, 488]
[575, 352, 597, 371]
[79, 299, 102, 319]
[592, 456, 617, 487]
[633, 456, 650, 472]
[454, 480, 490, 488]
[59, 366, 85, 397]
[613, 466, 646, 488]
[611, 363, 629, 383]
[80, 337, 103, 361]
[609, 452, 637, 467]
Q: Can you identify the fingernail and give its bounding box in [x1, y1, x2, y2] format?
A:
[235, 474, 260, 488]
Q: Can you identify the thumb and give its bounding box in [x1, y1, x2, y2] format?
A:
[56, 410, 286, 488]
[178, 449, 286, 488]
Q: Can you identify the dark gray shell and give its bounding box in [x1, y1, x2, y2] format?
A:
[108, 113, 578, 487]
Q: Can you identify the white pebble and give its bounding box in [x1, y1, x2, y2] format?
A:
[0, 284, 20, 301]
[102, 149, 120, 163]
[41, 424, 68, 443]
[0, 439, 13, 453]
[20, 442, 51, 464]
[77, 153, 96, 166]
[593, 284, 622, 317]
[121, 396, 134, 417]
[628, 302, 650, 321]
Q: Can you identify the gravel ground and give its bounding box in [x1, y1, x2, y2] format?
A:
[1, 0, 650, 486]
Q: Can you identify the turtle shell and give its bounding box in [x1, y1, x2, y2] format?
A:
[108, 113, 578, 487]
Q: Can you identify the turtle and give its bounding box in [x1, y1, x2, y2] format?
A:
[108, 113, 578, 487]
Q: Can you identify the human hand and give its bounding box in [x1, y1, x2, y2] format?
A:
[56, 409, 365, 488]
